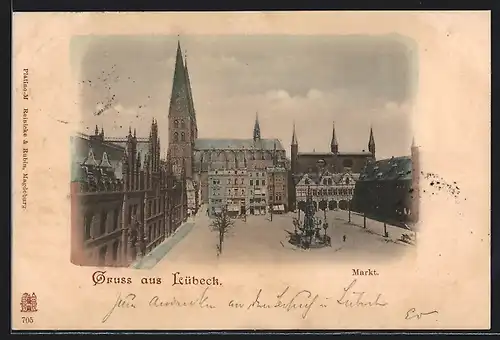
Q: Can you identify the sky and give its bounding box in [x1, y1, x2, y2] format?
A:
[72, 34, 418, 159]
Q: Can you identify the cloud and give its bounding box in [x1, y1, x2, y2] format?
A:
[193, 89, 412, 159]
[76, 35, 415, 160]
[306, 88, 324, 100]
[265, 89, 291, 101]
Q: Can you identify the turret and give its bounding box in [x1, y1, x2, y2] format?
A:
[368, 126, 376, 159]
[330, 121, 338, 154]
[122, 151, 129, 191]
[253, 112, 261, 142]
[290, 121, 298, 172]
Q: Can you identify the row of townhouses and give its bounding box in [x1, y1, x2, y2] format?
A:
[207, 165, 288, 217]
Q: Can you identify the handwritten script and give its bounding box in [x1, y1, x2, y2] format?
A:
[405, 308, 439, 320]
[101, 279, 389, 323]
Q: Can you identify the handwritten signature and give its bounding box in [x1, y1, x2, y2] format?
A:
[101, 280, 389, 323]
[336, 279, 388, 308]
[102, 293, 137, 323]
[405, 307, 439, 320]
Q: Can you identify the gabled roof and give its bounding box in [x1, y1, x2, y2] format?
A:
[358, 156, 412, 181]
[100, 152, 112, 168]
[72, 135, 125, 166]
[296, 169, 361, 186]
[110, 140, 151, 167]
[82, 148, 99, 166]
[194, 138, 285, 151]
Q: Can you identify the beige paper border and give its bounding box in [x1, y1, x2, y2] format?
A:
[12, 11, 490, 330]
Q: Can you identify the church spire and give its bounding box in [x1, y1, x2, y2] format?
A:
[183, 48, 197, 125]
[253, 112, 261, 141]
[169, 40, 188, 118]
[368, 125, 376, 157]
[330, 121, 338, 154]
[291, 121, 298, 145]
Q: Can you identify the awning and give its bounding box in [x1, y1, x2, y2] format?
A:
[273, 205, 285, 211]
[228, 206, 240, 212]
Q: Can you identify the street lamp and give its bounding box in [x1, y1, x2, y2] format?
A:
[348, 199, 352, 224]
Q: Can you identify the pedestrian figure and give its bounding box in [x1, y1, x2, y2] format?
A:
[343, 235, 347, 242]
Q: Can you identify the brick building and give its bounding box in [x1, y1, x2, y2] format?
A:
[70, 121, 187, 267]
[289, 122, 375, 211]
[267, 166, 288, 213]
[193, 113, 288, 205]
[350, 140, 419, 227]
[295, 168, 359, 212]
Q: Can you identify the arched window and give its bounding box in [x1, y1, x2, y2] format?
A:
[84, 213, 93, 240]
[180, 120, 185, 128]
[181, 132, 185, 141]
[345, 177, 350, 185]
[174, 120, 179, 128]
[173, 132, 179, 142]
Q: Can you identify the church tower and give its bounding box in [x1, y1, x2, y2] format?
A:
[289, 122, 299, 210]
[290, 121, 298, 173]
[368, 126, 376, 160]
[167, 41, 198, 179]
[330, 121, 338, 154]
[253, 112, 261, 142]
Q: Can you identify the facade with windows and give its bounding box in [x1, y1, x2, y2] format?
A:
[208, 169, 248, 217]
[70, 121, 187, 268]
[248, 170, 267, 215]
[351, 155, 416, 227]
[295, 169, 359, 212]
[289, 122, 375, 211]
[207, 166, 290, 217]
[267, 166, 288, 213]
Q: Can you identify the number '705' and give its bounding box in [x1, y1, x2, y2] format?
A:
[21, 316, 34, 324]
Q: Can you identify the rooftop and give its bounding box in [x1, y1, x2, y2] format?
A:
[195, 138, 285, 151]
[357, 156, 412, 181]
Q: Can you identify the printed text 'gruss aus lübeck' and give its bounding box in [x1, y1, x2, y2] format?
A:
[91, 268, 379, 287]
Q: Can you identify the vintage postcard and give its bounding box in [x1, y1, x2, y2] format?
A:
[12, 11, 490, 330]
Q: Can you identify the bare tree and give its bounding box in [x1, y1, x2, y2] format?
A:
[209, 206, 234, 256]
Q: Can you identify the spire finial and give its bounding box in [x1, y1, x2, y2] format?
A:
[128, 126, 132, 135]
[368, 124, 375, 156]
[133, 128, 137, 137]
[95, 125, 99, 135]
[330, 121, 338, 153]
[291, 121, 298, 145]
[253, 111, 261, 141]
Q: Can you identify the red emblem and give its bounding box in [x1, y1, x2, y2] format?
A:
[20, 293, 38, 313]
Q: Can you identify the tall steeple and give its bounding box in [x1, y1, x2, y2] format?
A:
[330, 121, 338, 154]
[169, 41, 189, 118]
[291, 121, 298, 146]
[167, 40, 195, 179]
[368, 125, 376, 158]
[253, 112, 261, 141]
[183, 48, 197, 129]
